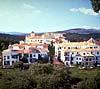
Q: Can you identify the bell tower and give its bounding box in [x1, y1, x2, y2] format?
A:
[30, 31, 35, 37]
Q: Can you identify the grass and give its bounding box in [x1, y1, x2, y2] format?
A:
[0, 65, 100, 87]
[0, 66, 100, 80]
[70, 67, 100, 80]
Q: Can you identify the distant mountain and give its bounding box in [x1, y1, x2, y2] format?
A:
[1, 28, 100, 42]
[56, 28, 100, 34]
[6, 32, 26, 35]
[1, 28, 100, 35]
[0, 31, 44, 36]
[0, 33, 24, 41]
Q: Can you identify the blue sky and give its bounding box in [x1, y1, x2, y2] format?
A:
[0, 0, 100, 33]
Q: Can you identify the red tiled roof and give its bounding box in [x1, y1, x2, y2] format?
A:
[28, 36, 42, 39]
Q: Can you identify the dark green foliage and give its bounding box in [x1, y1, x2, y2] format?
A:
[0, 40, 18, 51]
[38, 54, 43, 63]
[78, 78, 98, 89]
[13, 61, 24, 69]
[21, 56, 28, 63]
[63, 33, 100, 42]
[91, 0, 100, 13]
[28, 64, 71, 89]
[0, 64, 71, 89]
[48, 44, 55, 63]
[71, 77, 82, 85]
[28, 64, 54, 75]
[0, 33, 24, 41]
[0, 69, 34, 89]
[78, 72, 100, 89]
[0, 33, 24, 52]
[94, 72, 100, 89]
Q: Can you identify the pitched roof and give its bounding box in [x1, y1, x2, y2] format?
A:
[28, 36, 43, 39]
[65, 48, 100, 52]
[87, 38, 95, 43]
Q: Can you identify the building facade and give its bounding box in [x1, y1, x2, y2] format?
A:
[2, 43, 49, 68]
[55, 38, 100, 67]
[25, 31, 68, 44]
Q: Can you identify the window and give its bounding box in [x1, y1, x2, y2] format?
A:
[30, 54, 32, 58]
[79, 58, 81, 60]
[94, 46, 97, 48]
[68, 47, 70, 49]
[75, 47, 77, 49]
[59, 47, 61, 49]
[7, 56, 10, 59]
[4, 61, 10, 65]
[24, 54, 28, 57]
[97, 52, 99, 54]
[4, 56, 6, 60]
[12, 61, 14, 64]
[33, 54, 35, 57]
[90, 47, 93, 49]
[96, 57, 98, 60]
[65, 52, 69, 56]
[72, 52, 74, 54]
[76, 58, 78, 60]
[86, 59, 88, 61]
[83, 53, 85, 55]
[85, 62, 88, 65]
[12, 55, 18, 59]
[89, 58, 92, 61]
[79, 62, 81, 65]
[66, 62, 68, 65]
[65, 57, 69, 61]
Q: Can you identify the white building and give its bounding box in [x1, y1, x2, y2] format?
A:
[2, 43, 49, 68]
[2, 49, 19, 68]
[25, 31, 67, 44]
[2, 31, 68, 68]
[55, 38, 100, 67]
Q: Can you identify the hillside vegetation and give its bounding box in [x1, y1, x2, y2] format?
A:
[64, 33, 100, 42]
[0, 64, 71, 89]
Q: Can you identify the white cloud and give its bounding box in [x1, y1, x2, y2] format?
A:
[23, 3, 41, 13]
[23, 3, 35, 9]
[70, 7, 99, 16]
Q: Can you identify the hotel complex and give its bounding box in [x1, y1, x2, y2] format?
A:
[2, 31, 100, 68]
[2, 32, 67, 68]
[25, 31, 67, 44]
[55, 38, 100, 67]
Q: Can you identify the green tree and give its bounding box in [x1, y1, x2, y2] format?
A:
[0, 69, 34, 89]
[48, 44, 55, 63]
[94, 72, 100, 89]
[0, 64, 72, 89]
[38, 54, 43, 63]
[91, 0, 100, 13]
[78, 78, 97, 89]
[28, 64, 71, 89]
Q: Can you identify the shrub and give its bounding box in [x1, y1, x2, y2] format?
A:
[0, 64, 72, 89]
[28, 64, 71, 89]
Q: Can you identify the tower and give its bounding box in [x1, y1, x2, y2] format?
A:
[30, 31, 35, 37]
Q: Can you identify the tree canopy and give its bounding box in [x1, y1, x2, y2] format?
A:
[91, 0, 100, 13]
